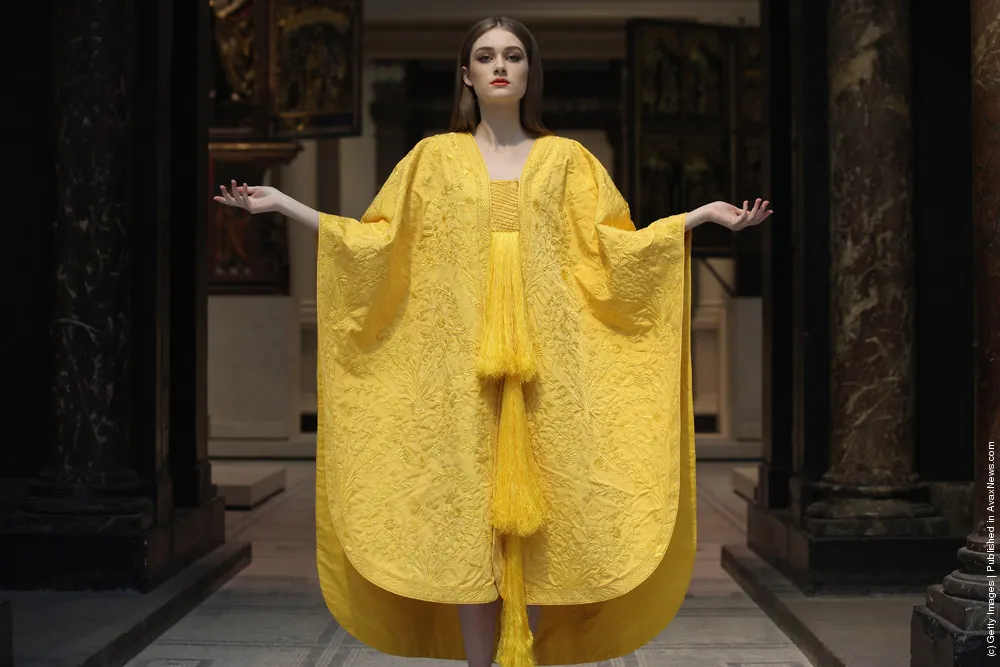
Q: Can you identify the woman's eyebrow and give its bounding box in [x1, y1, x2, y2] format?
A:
[474, 46, 525, 54]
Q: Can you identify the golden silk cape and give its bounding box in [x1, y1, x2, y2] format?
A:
[315, 131, 695, 664]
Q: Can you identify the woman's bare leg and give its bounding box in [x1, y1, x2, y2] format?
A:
[528, 605, 541, 635]
[459, 601, 542, 667]
[459, 601, 500, 667]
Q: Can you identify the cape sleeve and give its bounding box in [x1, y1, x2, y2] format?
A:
[315, 148, 419, 347]
[566, 143, 692, 332]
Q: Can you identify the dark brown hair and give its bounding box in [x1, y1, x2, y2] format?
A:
[448, 16, 550, 135]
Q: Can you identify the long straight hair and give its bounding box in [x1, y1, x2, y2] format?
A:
[448, 17, 550, 135]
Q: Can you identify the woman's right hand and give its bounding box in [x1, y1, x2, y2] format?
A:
[214, 180, 283, 214]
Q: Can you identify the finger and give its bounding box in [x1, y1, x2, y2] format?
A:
[750, 209, 773, 226]
[219, 185, 236, 205]
[736, 203, 748, 227]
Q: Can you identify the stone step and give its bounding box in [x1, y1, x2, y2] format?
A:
[211, 462, 286, 510]
[731, 465, 758, 503]
[695, 435, 762, 460]
[209, 435, 316, 459]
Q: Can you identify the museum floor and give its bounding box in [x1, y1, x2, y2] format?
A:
[121, 462, 813, 667]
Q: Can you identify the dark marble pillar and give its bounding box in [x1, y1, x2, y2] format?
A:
[740, 0, 965, 596]
[967, 0, 1000, 584]
[0, 0, 230, 592]
[743, 0, 835, 589]
[911, 2, 999, 664]
[803, 0, 948, 538]
[23, 0, 151, 521]
[170, 0, 215, 509]
[825, 0, 915, 491]
[757, 0, 795, 512]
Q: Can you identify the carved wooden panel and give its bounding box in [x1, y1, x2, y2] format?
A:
[626, 20, 763, 257]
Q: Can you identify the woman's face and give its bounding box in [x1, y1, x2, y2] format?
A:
[462, 28, 529, 106]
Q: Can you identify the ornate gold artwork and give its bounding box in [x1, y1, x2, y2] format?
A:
[209, 0, 362, 138]
[210, 0, 258, 131]
[270, 0, 362, 136]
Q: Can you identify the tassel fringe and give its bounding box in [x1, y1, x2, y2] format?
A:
[492, 379, 545, 535]
[477, 225, 544, 667]
[496, 535, 535, 667]
[478, 231, 537, 381]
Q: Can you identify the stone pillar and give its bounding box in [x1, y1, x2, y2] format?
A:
[756, 0, 795, 514]
[23, 0, 151, 522]
[911, 2, 999, 664]
[803, 0, 948, 538]
[170, 0, 214, 509]
[736, 0, 970, 597]
[0, 0, 235, 593]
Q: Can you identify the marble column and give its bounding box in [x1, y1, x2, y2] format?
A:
[967, 0, 1000, 570]
[24, 0, 150, 521]
[804, 0, 946, 535]
[911, 3, 999, 664]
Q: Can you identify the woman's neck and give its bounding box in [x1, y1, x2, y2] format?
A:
[474, 104, 529, 148]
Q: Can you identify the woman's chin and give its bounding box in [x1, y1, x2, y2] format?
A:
[478, 90, 524, 105]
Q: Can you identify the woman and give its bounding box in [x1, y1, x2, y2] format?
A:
[215, 16, 771, 667]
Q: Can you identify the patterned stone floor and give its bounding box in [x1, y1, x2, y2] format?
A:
[125, 462, 813, 667]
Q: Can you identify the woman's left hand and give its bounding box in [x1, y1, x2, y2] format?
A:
[704, 198, 773, 231]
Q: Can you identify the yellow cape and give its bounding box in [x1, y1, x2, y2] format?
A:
[315, 132, 695, 664]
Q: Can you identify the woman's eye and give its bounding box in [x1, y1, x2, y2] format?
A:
[477, 55, 491, 63]
[508, 55, 522, 62]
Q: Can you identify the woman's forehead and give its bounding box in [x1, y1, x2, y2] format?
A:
[472, 28, 525, 53]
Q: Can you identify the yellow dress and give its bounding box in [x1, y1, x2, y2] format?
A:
[315, 131, 695, 665]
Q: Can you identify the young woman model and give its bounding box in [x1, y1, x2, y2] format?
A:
[216, 16, 771, 667]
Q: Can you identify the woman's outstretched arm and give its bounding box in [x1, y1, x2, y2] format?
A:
[214, 180, 320, 232]
[684, 198, 773, 232]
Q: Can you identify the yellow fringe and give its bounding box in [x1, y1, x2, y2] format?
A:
[477, 228, 545, 667]
[492, 378, 545, 535]
[496, 535, 535, 667]
[478, 231, 537, 381]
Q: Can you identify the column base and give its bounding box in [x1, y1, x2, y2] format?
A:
[909, 530, 993, 666]
[0, 495, 225, 591]
[17, 469, 155, 524]
[911, 594, 989, 667]
[747, 500, 965, 594]
[803, 480, 951, 538]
